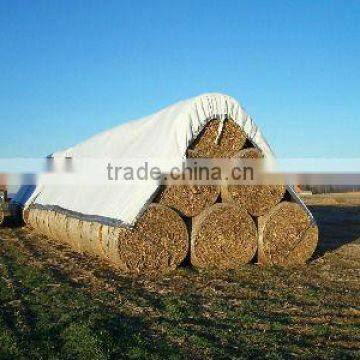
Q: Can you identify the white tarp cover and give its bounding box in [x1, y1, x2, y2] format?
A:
[13, 93, 309, 226]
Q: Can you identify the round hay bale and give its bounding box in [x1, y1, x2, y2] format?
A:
[51, 212, 70, 244]
[35, 209, 48, 235]
[33, 208, 44, 232]
[27, 208, 37, 230]
[65, 216, 83, 252]
[258, 201, 319, 266]
[78, 221, 104, 256]
[100, 204, 189, 274]
[191, 203, 257, 269]
[157, 184, 220, 217]
[99, 225, 138, 270]
[28, 208, 47, 235]
[221, 148, 286, 216]
[46, 210, 57, 239]
[41, 210, 53, 238]
[187, 119, 247, 158]
[28, 208, 40, 232]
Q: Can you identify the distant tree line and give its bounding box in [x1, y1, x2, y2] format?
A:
[301, 185, 360, 194]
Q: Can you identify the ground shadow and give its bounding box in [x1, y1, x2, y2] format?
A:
[308, 205, 360, 258]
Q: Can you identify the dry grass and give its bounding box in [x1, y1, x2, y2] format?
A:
[157, 184, 220, 217]
[258, 202, 319, 266]
[301, 192, 360, 206]
[112, 204, 189, 274]
[0, 194, 359, 358]
[157, 119, 247, 217]
[191, 203, 257, 269]
[221, 148, 286, 216]
[187, 119, 247, 158]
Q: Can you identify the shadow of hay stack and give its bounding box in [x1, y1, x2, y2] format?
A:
[308, 204, 360, 258]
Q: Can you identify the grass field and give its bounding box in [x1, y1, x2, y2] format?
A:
[0, 195, 359, 359]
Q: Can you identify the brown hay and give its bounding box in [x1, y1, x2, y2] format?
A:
[28, 208, 38, 231]
[27, 209, 64, 244]
[42, 210, 53, 238]
[99, 225, 129, 268]
[65, 217, 83, 253]
[28, 209, 52, 238]
[23, 208, 30, 225]
[46, 211, 57, 239]
[191, 203, 257, 269]
[157, 119, 246, 216]
[34, 209, 46, 235]
[221, 148, 286, 216]
[187, 119, 247, 158]
[78, 221, 104, 257]
[157, 184, 220, 217]
[51, 212, 70, 245]
[101, 204, 189, 274]
[258, 201, 319, 266]
[26, 204, 188, 274]
[27, 208, 37, 230]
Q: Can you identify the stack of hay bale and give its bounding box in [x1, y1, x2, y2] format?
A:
[158, 119, 318, 269]
[24, 118, 318, 274]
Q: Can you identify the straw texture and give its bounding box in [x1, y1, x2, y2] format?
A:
[221, 148, 286, 216]
[191, 203, 257, 269]
[101, 204, 189, 274]
[257, 201, 318, 266]
[187, 119, 247, 158]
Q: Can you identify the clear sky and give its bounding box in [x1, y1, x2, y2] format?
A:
[0, 0, 359, 158]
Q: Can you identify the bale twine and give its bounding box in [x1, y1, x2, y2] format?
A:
[221, 148, 286, 216]
[191, 203, 258, 269]
[157, 184, 220, 217]
[100, 204, 189, 274]
[187, 119, 247, 158]
[257, 201, 319, 266]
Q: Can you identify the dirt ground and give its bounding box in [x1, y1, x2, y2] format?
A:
[0, 194, 359, 359]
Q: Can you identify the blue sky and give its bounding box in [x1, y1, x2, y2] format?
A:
[0, 0, 359, 158]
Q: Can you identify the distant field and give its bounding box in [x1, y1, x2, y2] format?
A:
[0, 194, 359, 359]
[301, 192, 360, 206]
